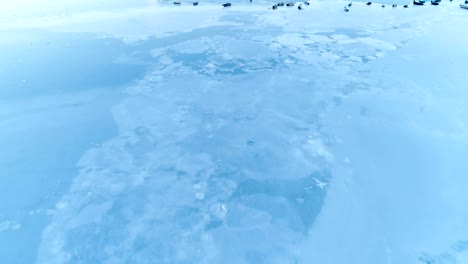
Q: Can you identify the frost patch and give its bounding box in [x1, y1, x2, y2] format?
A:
[0, 221, 21, 232]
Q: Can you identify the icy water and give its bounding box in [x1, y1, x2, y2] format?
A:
[0, 30, 149, 263]
[1, 1, 468, 263]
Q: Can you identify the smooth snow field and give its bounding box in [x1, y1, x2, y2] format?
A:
[1, 0, 468, 263]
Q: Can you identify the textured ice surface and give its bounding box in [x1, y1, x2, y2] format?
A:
[1, 1, 468, 263]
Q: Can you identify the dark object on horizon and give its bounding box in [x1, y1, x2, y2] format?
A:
[304, 1, 310, 5]
[366, 2, 372, 5]
[272, 4, 278, 9]
[382, 4, 385, 7]
[413, 0, 424, 5]
[298, 3, 303, 9]
[193, 1, 198, 5]
[344, 6, 350, 11]
[287, 2, 295, 6]
[392, 4, 397, 7]
[278, 2, 285, 5]
[173, 1, 181, 4]
[348, 2, 352, 6]
[431, 1, 440, 4]
[461, 3, 468, 8]
[403, 4, 409, 7]
[465, 0, 468, 3]
[222, 2, 231, 7]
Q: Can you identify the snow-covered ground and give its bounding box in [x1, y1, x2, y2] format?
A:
[1, 1, 468, 263]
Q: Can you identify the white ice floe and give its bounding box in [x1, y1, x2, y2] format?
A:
[31, 2, 468, 264]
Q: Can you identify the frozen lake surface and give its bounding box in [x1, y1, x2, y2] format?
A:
[1, 1, 468, 263]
